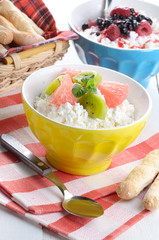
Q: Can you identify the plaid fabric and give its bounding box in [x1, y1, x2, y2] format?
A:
[0, 0, 78, 59]
[12, 0, 57, 38]
[0, 88, 156, 239]
[0, 31, 78, 59]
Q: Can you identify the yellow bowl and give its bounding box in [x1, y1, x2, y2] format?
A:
[22, 64, 152, 175]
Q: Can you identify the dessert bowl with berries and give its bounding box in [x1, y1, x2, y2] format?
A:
[68, 0, 159, 87]
[22, 64, 151, 175]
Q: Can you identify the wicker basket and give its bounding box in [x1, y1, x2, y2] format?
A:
[0, 40, 69, 95]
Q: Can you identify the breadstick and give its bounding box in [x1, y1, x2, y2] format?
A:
[0, 0, 44, 37]
[116, 149, 159, 200]
[0, 25, 13, 44]
[0, 15, 44, 45]
[143, 174, 159, 211]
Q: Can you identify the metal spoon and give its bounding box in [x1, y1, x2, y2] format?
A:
[0, 134, 104, 218]
[101, 0, 112, 18]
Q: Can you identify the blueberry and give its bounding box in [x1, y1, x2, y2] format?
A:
[112, 14, 119, 20]
[127, 15, 134, 21]
[99, 23, 105, 30]
[132, 20, 139, 29]
[82, 24, 89, 31]
[96, 32, 100, 36]
[145, 17, 153, 25]
[136, 14, 145, 22]
[104, 19, 112, 28]
[128, 23, 134, 30]
[96, 17, 103, 26]
[119, 16, 125, 20]
[130, 8, 135, 14]
[121, 27, 128, 34]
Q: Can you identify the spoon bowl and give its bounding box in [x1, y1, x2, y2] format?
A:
[63, 195, 104, 218]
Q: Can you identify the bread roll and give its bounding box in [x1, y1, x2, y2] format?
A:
[0, 43, 8, 55]
[0, 0, 44, 38]
[21, 12, 44, 36]
[143, 174, 159, 211]
[116, 150, 159, 200]
[12, 31, 44, 46]
[0, 15, 44, 46]
[0, 25, 13, 44]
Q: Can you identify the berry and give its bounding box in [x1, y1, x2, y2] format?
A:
[120, 27, 129, 36]
[104, 19, 112, 28]
[135, 20, 152, 36]
[132, 20, 139, 30]
[96, 17, 104, 26]
[96, 32, 100, 36]
[111, 14, 119, 20]
[127, 23, 133, 30]
[82, 24, 89, 31]
[130, 8, 135, 14]
[106, 24, 121, 41]
[136, 14, 145, 22]
[110, 7, 131, 18]
[145, 17, 153, 25]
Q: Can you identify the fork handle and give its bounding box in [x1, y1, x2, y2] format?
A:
[0, 134, 52, 176]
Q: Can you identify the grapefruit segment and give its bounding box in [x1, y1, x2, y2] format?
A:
[49, 75, 77, 106]
[62, 68, 82, 82]
[98, 81, 129, 108]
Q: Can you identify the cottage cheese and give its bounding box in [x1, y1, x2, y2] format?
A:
[34, 92, 135, 129]
[80, 10, 159, 49]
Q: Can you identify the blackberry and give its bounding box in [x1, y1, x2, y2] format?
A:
[136, 14, 145, 22]
[145, 17, 153, 25]
[82, 24, 89, 31]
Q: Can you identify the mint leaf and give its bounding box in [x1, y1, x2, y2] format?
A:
[86, 78, 95, 89]
[88, 86, 97, 94]
[72, 83, 87, 98]
[81, 75, 94, 86]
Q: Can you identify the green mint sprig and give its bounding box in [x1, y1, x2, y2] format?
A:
[72, 75, 97, 98]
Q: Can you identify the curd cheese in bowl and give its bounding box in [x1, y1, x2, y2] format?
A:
[22, 64, 151, 175]
[81, 7, 159, 49]
[34, 68, 135, 129]
[68, 0, 159, 87]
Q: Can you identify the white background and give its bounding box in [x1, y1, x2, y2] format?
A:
[1, 0, 159, 239]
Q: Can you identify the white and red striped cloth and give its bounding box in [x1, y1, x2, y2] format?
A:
[0, 88, 158, 239]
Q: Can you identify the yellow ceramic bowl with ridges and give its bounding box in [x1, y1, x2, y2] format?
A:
[22, 64, 152, 175]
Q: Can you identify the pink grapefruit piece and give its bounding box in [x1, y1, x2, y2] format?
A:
[49, 74, 77, 106]
[98, 81, 129, 108]
[62, 68, 82, 82]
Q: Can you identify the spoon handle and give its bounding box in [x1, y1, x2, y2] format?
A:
[1, 134, 68, 194]
[0, 134, 52, 176]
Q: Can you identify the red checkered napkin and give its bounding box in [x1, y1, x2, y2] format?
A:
[0, 89, 157, 239]
[0, 0, 78, 58]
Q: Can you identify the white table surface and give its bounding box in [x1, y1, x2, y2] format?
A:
[1, 0, 159, 239]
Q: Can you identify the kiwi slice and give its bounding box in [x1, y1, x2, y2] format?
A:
[73, 71, 102, 86]
[78, 92, 107, 120]
[45, 75, 64, 95]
